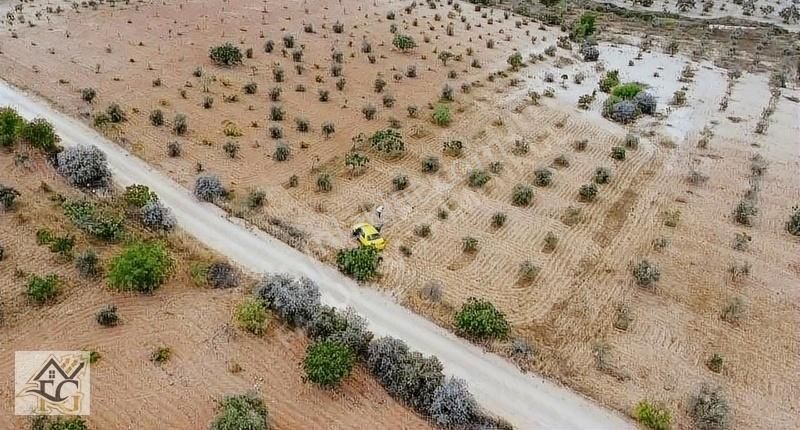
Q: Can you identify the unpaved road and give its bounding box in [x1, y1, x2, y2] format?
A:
[0, 80, 634, 429]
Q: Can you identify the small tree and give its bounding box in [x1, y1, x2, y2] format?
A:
[209, 43, 243, 66]
[392, 34, 417, 51]
[307, 306, 373, 356]
[336, 246, 381, 281]
[432, 104, 451, 126]
[507, 52, 524, 70]
[0, 107, 25, 147]
[303, 340, 355, 388]
[455, 298, 510, 339]
[108, 241, 173, 293]
[369, 129, 405, 157]
[96, 305, 119, 327]
[56, 145, 112, 189]
[512, 184, 534, 206]
[140, 200, 176, 232]
[210, 393, 269, 430]
[633, 260, 660, 288]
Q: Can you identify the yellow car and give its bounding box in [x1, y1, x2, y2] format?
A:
[351, 222, 386, 251]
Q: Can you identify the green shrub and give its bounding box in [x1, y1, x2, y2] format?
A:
[611, 83, 643, 100]
[210, 393, 269, 430]
[507, 52, 524, 70]
[594, 167, 612, 184]
[149, 109, 164, 126]
[336, 246, 380, 281]
[572, 12, 597, 40]
[0, 184, 21, 210]
[28, 416, 88, 430]
[392, 174, 409, 191]
[442, 139, 464, 157]
[462, 236, 479, 253]
[634, 400, 672, 430]
[123, 184, 157, 208]
[707, 353, 723, 373]
[21, 118, 60, 152]
[633, 260, 660, 288]
[369, 129, 405, 157]
[209, 43, 243, 66]
[392, 34, 416, 51]
[579, 183, 598, 202]
[611, 146, 626, 160]
[432, 104, 451, 126]
[455, 297, 510, 339]
[235, 297, 269, 335]
[150, 347, 171, 364]
[316, 173, 332, 192]
[0, 107, 25, 147]
[304, 340, 355, 388]
[108, 241, 173, 293]
[492, 212, 507, 228]
[512, 184, 534, 206]
[27, 274, 59, 304]
[534, 168, 553, 187]
[467, 169, 490, 188]
[105, 103, 127, 123]
[690, 384, 730, 430]
[62, 200, 125, 242]
[422, 156, 440, 173]
[599, 70, 620, 93]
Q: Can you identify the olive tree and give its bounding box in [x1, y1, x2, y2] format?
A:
[253, 273, 320, 327]
[429, 377, 478, 428]
[210, 392, 269, 430]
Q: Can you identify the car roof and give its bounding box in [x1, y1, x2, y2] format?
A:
[354, 223, 379, 235]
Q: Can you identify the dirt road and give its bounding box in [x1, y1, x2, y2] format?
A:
[0, 80, 634, 429]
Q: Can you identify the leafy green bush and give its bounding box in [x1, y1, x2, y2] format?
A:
[393, 34, 416, 51]
[422, 156, 440, 173]
[336, 246, 381, 281]
[62, 199, 125, 242]
[572, 12, 597, 40]
[455, 298, 510, 339]
[369, 129, 405, 157]
[29, 416, 88, 430]
[209, 43, 243, 66]
[611, 83, 643, 100]
[108, 241, 173, 293]
[432, 104, 452, 126]
[611, 146, 626, 160]
[467, 169, 490, 188]
[150, 347, 171, 364]
[507, 52, 524, 70]
[123, 184, 157, 208]
[634, 400, 672, 430]
[512, 184, 534, 206]
[22, 118, 60, 152]
[210, 393, 269, 430]
[599, 70, 620, 93]
[27, 274, 59, 304]
[534, 168, 553, 187]
[235, 297, 268, 335]
[0, 107, 25, 147]
[303, 340, 356, 388]
[307, 306, 373, 355]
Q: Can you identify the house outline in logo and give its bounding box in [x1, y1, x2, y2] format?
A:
[15, 351, 90, 415]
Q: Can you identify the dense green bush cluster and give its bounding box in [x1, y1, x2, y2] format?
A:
[336, 246, 381, 281]
[62, 199, 125, 242]
[303, 340, 356, 388]
[454, 298, 510, 339]
[369, 129, 405, 157]
[209, 43, 243, 66]
[108, 241, 173, 293]
[210, 393, 269, 430]
[27, 274, 59, 304]
[634, 400, 672, 430]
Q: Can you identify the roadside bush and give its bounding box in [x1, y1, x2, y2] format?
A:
[22, 118, 60, 152]
[369, 129, 405, 157]
[62, 200, 125, 242]
[455, 298, 510, 339]
[303, 340, 356, 388]
[611, 83, 643, 99]
[56, 145, 112, 189]
[235, 297, 268, 335]
[533, 168, 553, 187]
[76, 249, 100, 278]
[307, 306, 373, 356]
[210, 392, 269, 430]
[207, 261, 240, 289]
[634, 400, 672, 430]
[512, 184, 534, 206]
[788, 206, 800, 236]
[123, 184, 156, 208]
[0, 185, 21, 210]
[209, 43, 243, 66]
[690, 384, 730, 430]
[0, 107, 25, 147]
[336, 246, 381, 281]
[633, 260, 660, 288]
[254, 273, 321, 327]
[194, 175, 227, 202]
[108, 241, 173, 293]
[27, 274, 59, 304]
[366, 336, 445, 413]
[429, 377, 478, 427]
[246, 189, 266, 209]
[467, 169, 490, 188]
[610, 100, 639, 123]
[579, 183, 598, 202]
[96, 305, 119, 327]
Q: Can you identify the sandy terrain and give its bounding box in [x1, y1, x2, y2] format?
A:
[0, 154, 431, 428]
[1, 0, 799, 428]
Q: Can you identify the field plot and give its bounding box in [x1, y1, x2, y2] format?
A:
[1, 0, 799, 429]
[0, 153, 431, 428]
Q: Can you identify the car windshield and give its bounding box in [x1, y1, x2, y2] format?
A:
[366, 233, 380, 241]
